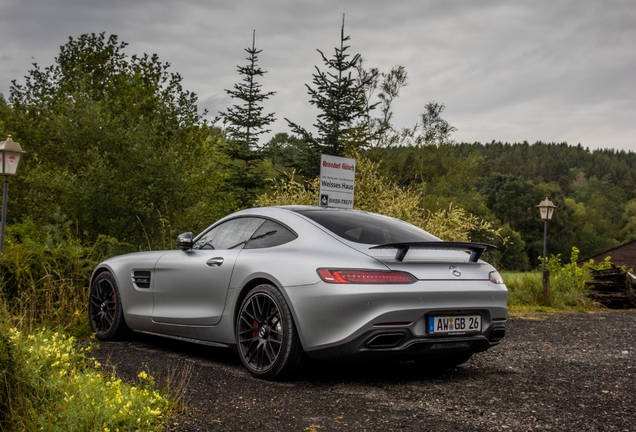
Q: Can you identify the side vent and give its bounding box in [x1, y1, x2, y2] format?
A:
[132, 271, 151, 289]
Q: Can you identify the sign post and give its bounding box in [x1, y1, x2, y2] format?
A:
[319, 154, 356, 209]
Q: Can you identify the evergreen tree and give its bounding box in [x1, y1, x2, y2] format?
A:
[219, 30, 276, 207]
[266, 132, 317, 176]
[286, 14, 373, 159]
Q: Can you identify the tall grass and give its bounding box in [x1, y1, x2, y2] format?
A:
[0, 222, 178, 431]
[502, 271, 544, 307]
[0, 308, 190, 432]
[504, 247, 611, 311]
[0, 219, 132, 332]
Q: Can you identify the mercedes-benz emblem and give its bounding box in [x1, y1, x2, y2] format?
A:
[449, 265, 462, 277]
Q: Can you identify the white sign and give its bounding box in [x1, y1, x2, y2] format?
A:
[319, 154, 356, 209]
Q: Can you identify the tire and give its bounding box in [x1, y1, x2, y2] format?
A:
[89, 272, 128, 341]
[415, 352, 473, 369]
[236, 284, 306, 380]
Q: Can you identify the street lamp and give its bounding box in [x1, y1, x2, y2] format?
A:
[537, 197, 556, 304]
[0, 136, 26, 251]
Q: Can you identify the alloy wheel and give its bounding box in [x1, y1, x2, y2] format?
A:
[237, 292, 284, 372]
[90, 277, 117, 333]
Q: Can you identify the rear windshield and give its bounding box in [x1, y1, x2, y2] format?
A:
[295, 209, 439, 245]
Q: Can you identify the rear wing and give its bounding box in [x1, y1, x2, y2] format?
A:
[370, 242, 496, 263]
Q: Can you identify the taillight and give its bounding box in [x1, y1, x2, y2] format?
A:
[489, 270, 505, 284]
[317, 268, 416, 284]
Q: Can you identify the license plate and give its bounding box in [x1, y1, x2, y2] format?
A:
[428, 315, 481, 335]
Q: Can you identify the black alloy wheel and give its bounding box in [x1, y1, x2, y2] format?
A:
[236, 284, 305, 380]
[89, 272, 128, 340]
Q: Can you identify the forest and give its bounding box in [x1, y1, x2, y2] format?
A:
[0, 30, 634, 272]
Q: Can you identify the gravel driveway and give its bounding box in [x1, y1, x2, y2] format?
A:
[92, 312, 636, 431]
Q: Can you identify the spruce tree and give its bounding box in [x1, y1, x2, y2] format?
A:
[219, 31, 276, 207]
[286, 15, 372, 159]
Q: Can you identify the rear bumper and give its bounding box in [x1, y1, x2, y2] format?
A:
[307, 321, 506, 361]
[284, 279, 508, 353]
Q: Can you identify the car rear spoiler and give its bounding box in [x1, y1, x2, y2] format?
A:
[369, 242, 496, 263]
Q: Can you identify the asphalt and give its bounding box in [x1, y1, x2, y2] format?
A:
[91, 312, 636, 431]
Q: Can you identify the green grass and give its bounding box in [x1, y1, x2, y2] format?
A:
[503, 270, 597, 312]
[502, 247, 611, 312]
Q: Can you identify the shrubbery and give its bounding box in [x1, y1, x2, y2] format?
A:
[544, 246, 605, 307]
[0, 219, 132, 332]
[505, 246, 613, 310]
[256, 155, 502, 243]
[0, 225, 174, 431]
[0, 317, 170, 431]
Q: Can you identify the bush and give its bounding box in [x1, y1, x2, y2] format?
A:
[0, 308, 18, 426]
[256, 155, 502, 243]
[505, 246, 613, 310]
[0, 318, 170, 431]
[0, 219, 132, 331]
[543, 247, 612, 309]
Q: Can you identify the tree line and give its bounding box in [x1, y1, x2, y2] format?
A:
[366, 142, 636, 269]
[1, 24, 634, 271]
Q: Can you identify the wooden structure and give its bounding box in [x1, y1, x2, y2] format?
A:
[586, 265, 636, 309]
[579, 239, 636, 271]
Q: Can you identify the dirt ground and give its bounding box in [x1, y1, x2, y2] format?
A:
[91, 312, 636, 431]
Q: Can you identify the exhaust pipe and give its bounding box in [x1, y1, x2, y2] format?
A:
[366, 333, 405, 348]
[491, 328, 506, 341]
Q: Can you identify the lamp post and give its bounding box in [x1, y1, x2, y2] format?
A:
[537, 197, 556, 304]
[0, 136, 26, 251]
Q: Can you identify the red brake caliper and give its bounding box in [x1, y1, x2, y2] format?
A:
[252, 321, 259, 338]
[110, 295, 116, 317]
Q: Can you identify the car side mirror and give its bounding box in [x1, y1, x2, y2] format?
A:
[176, 232, 194, 250]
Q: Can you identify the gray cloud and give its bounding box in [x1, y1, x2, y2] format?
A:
[1, 0, 634, 151]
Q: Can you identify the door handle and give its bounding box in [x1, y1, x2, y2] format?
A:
[206, 257, 224, 267]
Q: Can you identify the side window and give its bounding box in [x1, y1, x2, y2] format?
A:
[244, 220, 297, 249]
[193, 217, 264, 250]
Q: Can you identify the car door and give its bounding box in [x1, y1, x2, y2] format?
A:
[151, 217, 265, 327]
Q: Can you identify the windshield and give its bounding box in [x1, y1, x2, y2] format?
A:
[295, 208, 439, 245]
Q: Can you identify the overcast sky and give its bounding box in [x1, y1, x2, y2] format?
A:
[1, 0, 634, 152]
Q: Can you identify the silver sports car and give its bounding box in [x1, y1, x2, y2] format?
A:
[89, 206, 508, 379]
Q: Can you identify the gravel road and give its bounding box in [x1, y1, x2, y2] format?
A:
[92, 312, 636, 431]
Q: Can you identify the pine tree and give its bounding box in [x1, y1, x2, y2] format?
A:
[219, 30, 276, 207]
[286, 15, 372, 159]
